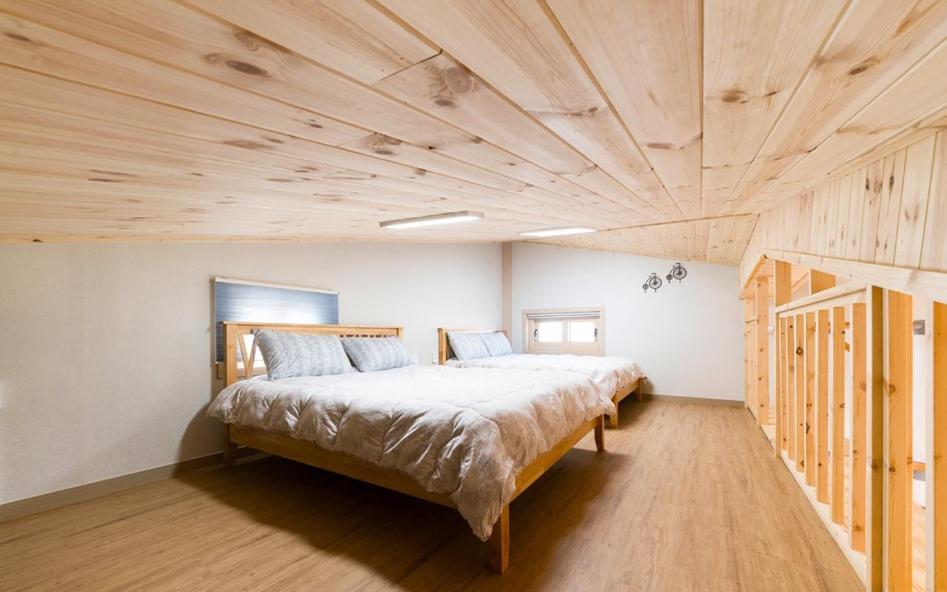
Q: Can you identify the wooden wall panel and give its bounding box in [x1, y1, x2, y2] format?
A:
[742, 130, 947, 288]
[922, 132, 947, 270]
[894, 135, 937, 268]
[873, 151, 907, 265]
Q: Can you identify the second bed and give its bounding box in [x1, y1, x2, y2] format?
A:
[438, 328, 645, 428]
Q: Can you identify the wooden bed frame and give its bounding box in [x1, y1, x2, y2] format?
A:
[437, 328, 643, 428]
[219, 321, 605, 573]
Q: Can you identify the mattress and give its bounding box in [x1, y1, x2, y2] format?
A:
[208, 364, 614, 540]
[446, 353, 643, 400]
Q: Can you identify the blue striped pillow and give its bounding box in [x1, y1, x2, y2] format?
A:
[254, 330, 353, 380]
[341, 336, 413, 372]
[481, 332, 513, 357]
[447, 332, 490, 360]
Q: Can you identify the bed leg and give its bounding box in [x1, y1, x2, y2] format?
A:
[488, 505, 509, 573]
[634, 386, 644, 402]
[594, 415, 605, 452]
[608, 402, 619, 429]
[223, 427, 238, 468]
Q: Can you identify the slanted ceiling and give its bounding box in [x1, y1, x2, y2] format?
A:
[0, 1, 945, 264]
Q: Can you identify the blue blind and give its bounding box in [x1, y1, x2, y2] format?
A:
[214, 278, 339, 362]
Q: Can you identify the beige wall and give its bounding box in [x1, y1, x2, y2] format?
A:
[0, 242, 501, 504]
[511, 243, 744, 401]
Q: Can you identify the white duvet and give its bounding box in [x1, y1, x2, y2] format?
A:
[446, 354, 643, 400]
[208, 364, 614, 540]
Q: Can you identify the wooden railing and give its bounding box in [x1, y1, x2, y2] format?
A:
[743, 259, 947, 591]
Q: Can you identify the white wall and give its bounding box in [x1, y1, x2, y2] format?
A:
[0, 242, 500, 504]
[511, 243, 743, 400]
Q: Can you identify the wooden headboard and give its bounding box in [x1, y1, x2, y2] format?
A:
[436, 328, 505, 365]
[222, 322, 403, 386]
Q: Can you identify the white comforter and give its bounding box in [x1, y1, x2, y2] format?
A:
[208, 364, 614, 540]
[446, 354, 643, 400]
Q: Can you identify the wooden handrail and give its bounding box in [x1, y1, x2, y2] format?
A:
[775, 282, 866, 315]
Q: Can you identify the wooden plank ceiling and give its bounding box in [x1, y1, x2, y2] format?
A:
[0, 0, 944, 264]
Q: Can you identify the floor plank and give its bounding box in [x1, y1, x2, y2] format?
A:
[0, 401, 862, 591]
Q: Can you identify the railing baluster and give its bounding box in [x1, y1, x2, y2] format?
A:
[830, 306, 846, 525]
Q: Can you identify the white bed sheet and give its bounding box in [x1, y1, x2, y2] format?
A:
[446, 353, 643, 400]
[208, 364, 614, 540]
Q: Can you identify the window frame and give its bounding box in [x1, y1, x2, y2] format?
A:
[523, 306, 605, 355]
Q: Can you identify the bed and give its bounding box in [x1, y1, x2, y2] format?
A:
[210, 322, 615, 573]
[437, 328, 644, 428]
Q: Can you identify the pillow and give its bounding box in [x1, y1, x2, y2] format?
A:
[447, 331, 490, 360]
[341, 336, 413, 372]
[254, 330, 353, 380]
[481, 332, 513, 357]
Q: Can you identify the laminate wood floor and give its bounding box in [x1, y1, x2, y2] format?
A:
[0, 401, 862, 591]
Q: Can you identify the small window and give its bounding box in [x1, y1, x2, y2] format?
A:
[535, 320, 564, 343]
[568, 320, 597, 343]
[524, 307, 604, 355]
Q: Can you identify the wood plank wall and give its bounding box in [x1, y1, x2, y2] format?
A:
[740, 130, 947, 289]
[741, 129, 947, 586]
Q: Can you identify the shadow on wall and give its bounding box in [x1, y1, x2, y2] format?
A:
[175, 401, 221, 472]
[175, 294, 227, 467]
[173, 330, 230, 467]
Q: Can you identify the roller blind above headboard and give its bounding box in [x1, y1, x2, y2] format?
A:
[213, 277, 339, 362]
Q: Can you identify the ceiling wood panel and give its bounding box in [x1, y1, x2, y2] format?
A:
[0, 0, 943, 265]
[0, 64, 630, 226]
[725, 0, 947, 211]
[182, 0, 438, 84]
[0, 9, 364, 145]
[375, 0, 684, 219]
[545, 0, 702, 217]
[373, 52, 661, 219]
[532, 215, 757, 265]
[701, 0, 848, 215]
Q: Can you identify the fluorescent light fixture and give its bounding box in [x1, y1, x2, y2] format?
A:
[519, 227, 596, 238]
[379, 211, 483, 230]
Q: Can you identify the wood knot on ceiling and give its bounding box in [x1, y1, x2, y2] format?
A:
[719, 89, 749, 104]
[847, 58, 879, 76]
[203, 53, 271, 78]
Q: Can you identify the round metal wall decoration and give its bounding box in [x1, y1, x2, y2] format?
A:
[666, 262, 687, 283]
[642, 272, 663, 293]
